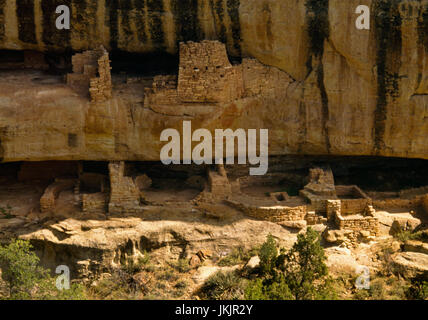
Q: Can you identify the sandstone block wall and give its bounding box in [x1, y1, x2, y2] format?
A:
[327, 200, 341, 222]
[82, 192, 107, 215]
[242, 58, 293, 97]
[108, 161, 142, 214]
[305, 211, 328, 225]
[145, 75, 179, 105]
[337, 216, 379, 236]
[40, 179, 76, 213]
[89, 53, 112, 103]
[177, 41, 244, 103]
[208, 169, 232, 199]
[336, 185, 371, 215]
[67, 46, 112, 103]
[331, 199, 379, 236]
[227, 200, 307, 223]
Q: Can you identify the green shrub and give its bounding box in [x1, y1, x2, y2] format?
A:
[218, 247, 259, 267]
[395, 231, 428, 243]
[169, 258, 191, 273]
[0, 239, 86, 300]
[200, 270, 246, 300]
[247, 229, 337, 300]
[259, 234, 278, 276]
[245, 276, 293, 300]
[123, 252, 151, 274]
[406, 272, 428, 300]
[281, 228, 335, 300]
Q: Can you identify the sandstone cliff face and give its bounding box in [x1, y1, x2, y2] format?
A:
[0, 0, 427, 162]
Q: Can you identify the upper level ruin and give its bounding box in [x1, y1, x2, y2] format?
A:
[66, 46, 112, 103]
[177, 41, 244, 103]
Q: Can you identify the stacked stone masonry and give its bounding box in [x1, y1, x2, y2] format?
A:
[40, 179, 76, 213]
[145, 75, 179, 105]
[82, 192, 108, 215]
[330, 199, 379, 237]
[241, 58, 293, 98]
[67, 46, 112, 102]
[208, 168, 232, 199]
[144, 41, 294, 107]
[305, 211, 328, 225]
[226, 200, 307, 223]
[337, 217, 379, 236]
[177, 41, 244, 103]
[108, 161, 143, 214]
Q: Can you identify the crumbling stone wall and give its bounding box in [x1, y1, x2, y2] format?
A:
[326, 200, 341, 222]
[177, 41, 244, 103]
[305, 211, 327, 225]
[40, 179, 76, 213]
[370, 187, 428, 212]
[226, 200, 307, 223]
[208, 167, 232, 199]
[144, 75, 179, 105]
[330, 199, 379, 236]
[82, 192, 107, 215]
[336, 185, 371, 215]
[89, 52, 112, 103]
[67, 46, 112, 102]
[304, 167, 336, 196]
[145, 40, 296, 107]
[108, 161, 142, 214]
[336, 216, 379, 236]
[242, 59, 293, 97]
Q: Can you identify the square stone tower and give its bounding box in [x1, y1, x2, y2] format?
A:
[177, 40, 244, 103]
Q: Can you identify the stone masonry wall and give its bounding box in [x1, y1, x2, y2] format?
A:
[108, 161, 142, 215]
[331, 199, 379, 236]
[67, 46, 112, 103]
[226, 200, 307, 223]
[82, 192, 107, 215]
[90, 52, 112, 103]
[242, 58, 293, 98]
[177, 41, 244, 103]
[144, 75, 179, 105]
[305, 211, 328, 225]
[337, 217, 379, 236]
[40, 179, 76, 213]
[207, 169, 232, 200]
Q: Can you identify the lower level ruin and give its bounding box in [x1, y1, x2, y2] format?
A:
[0, 156, 427, 248]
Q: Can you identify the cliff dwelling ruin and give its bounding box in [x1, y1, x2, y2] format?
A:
[0, 0, 427, 293]
[0, 40, 427, 265]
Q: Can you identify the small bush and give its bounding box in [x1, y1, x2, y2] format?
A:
[200, 270, 246, 300]
[123, 252, 151, 274]
[259, 235, 278, 276]
[246, 229, 337, 300]
[353, 276, 408, 300]
[245, 276, 293, 300]
[218, 247, 259, 267]
[0, 239, 86, 300]
[174, 280, 188, 289]
[157, 268, 179, 282]
[395, 231, 428, 243]
[169, 258, 191, 273]
[406, 272, 428, 300]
